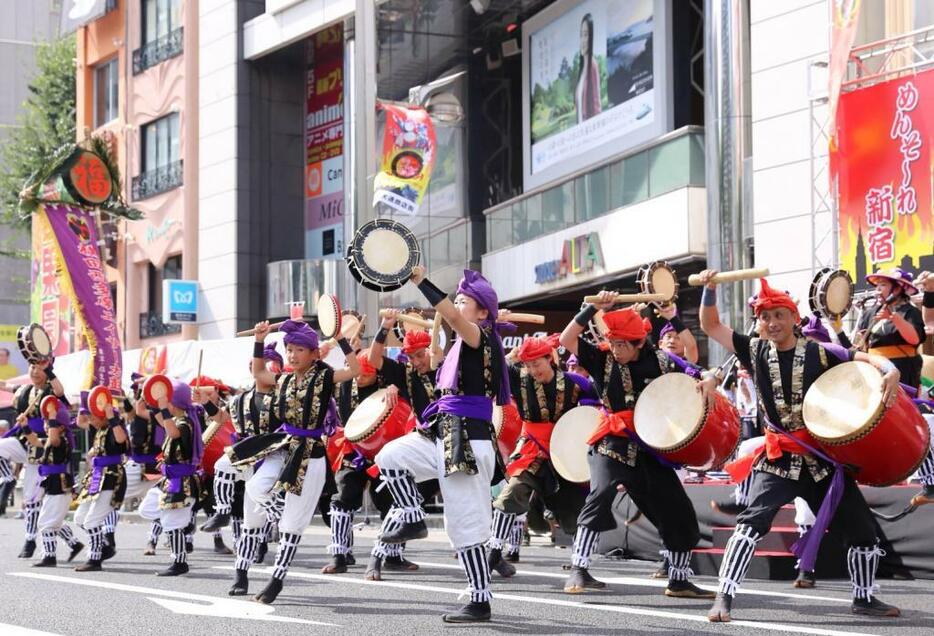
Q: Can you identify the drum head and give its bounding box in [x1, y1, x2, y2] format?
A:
[317, 295, 342, 340]
[344, 389, 391, 441]
[639, 261, 678, 305]
[346, 219, 420, 292]
[340, 312, 361, 341]
[802, 361, 883, 442]
[492, 405, 503, 437]
[550, 406, 602, 483]
[808, 268, 832, 315]
[143, 374, 174, 408]
[633, 374, 704, 451]
[40, 395, 61, 421]
[820, 270, 854, 319]
[88, 386, 113, 418]
[17, 323, 52, 363]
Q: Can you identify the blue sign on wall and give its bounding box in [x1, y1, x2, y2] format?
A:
[162, 279, 199, 324]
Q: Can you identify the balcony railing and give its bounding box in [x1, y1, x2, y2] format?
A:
[139, 312, 181, 339]
[133, 27, 184, 75]
[483, 126, 705, 254]
[132, 160, 183, 201]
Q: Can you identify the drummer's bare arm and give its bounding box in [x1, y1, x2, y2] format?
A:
[103, 402, 128, 444]
[370, 311, 398, 371]
[410, 265, 483, 348]
[853, 352, 900, 406]
[251, 322, 277, 387]
[657, 304, 699, 363]
[333, 338, 361, 384]
[37, 360, 66, 398]
[881, 307, 922, 346]
[560, 291, 617, 355]
[75, 412, 91, 430]
[47, 425, 62, 448]
[153, 395, 181, 439]
[697, 270, 737, 353]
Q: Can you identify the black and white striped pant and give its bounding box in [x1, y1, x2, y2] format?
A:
[733, 475, 752, 506]
[571, 525, 600, 569]
[372, 507, 405, 559]
[59, 524, 80, 548]
[378, 468, 425, 524]
[664, 549, 693, 582]
[235, 526, 264, 571]
[272, 532, 302, 581]
[458, 543, 492, 603]
[717, 524, 761, 596]
[148, 519, 163, 545]
[848, 544, 884, 600]
[86, 526, 105, 561]
[41, 530, 58, 558]
[213, 468, 238, 516]
[0, 457, 13, 483]
[327, 505, 353, 555]
[507, 514, 527, 555]
[24, 500, 40, 541]
[486, 508, 515, 551]
[104, 509, 119, 534]
[168, 528, 187, 564]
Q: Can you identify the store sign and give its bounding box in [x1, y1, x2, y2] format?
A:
[162, 280, 199, 323]
[534, 232, 602, 285]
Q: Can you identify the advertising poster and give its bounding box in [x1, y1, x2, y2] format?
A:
[31, 213, 74, 358]
[373, 103, 437, 216]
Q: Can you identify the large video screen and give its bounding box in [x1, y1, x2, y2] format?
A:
[523, 0, 670, 190]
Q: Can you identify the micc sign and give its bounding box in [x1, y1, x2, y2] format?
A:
[534, 233, 603, 285]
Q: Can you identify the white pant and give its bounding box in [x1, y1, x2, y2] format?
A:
[123, 460, 157, 501]
[137, 487, 193, 531]
[214, 454, 253, 481]
[243, 450, 326, 535]
[0, 439, 41, 503]
[38, 493, 71, 533]
[376, 432, 495, 549]
[75, 490, 114, 530]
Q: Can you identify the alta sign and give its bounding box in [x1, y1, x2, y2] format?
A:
[534, 233, 603, 285]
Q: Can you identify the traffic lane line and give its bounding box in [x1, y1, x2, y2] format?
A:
[216, 566, 882, 636]
[0, 623, 61, 636]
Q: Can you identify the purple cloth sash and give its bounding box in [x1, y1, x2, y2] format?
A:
[161, 463, 199, 494]
[129, 453, 159, 464]
[38, 464, 68, 477]
[277, 423, 326, 439]
[89, 455, 123, 494]
[564, 371, 600, 403]
[419, 394, 493, 429]
[664, 352, 702, 379]
[2, 425, 19, 438]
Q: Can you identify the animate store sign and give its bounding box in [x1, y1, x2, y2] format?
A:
[534, 232, 602, 284]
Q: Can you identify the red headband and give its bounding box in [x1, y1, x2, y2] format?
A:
[402, 330, 431, 355]
[190, 375, 230, 393]
[516, 335, 559, 363]
[356, 349, 377, 377]
[602, 308, 648, 341]
[752, 278, 799, 320]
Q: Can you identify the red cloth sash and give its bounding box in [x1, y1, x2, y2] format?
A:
[586, 409, 634, 446]
[724, 429, 818, 483]
[506, 420, 555, 477]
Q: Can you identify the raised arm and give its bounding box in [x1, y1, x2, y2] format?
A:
[697, 269, 737, 354]
[560, 291, 617, 356]
[332, 338, 362, 384]
[370, 310, 398, 371]
[410, 266, 482, 349]
[251, 322, 278, 387]
[918, 271, 934, 335]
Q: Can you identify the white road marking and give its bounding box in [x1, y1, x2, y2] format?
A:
[0, 624, 61, 636]
[411, 559, 855, 604]
[9, 572, 338, 627]
[217, 566, 881, 636]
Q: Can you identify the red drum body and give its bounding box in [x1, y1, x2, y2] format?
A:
[803, 361, 930, 486]
[634, 374, 740, 471]
[202, 419, 237, 476]
[344, 389, 412, 460]
[493, 402, 522, 460]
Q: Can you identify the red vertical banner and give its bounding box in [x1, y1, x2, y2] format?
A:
[828, 0, 861, 139]
[835, 69, 934, 289]
[31, 214, 73, 357]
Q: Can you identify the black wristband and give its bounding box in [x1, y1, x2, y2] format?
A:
[669, 315, 686, 333]
[924, 292, 934, 309]
[108, 415, 123, 429]
[417, 278, 448, 306]
[338, 337, 354, 354]
[204, 401, 219, 416]
[574, 304, 598, 327]
[160, 408, 172, 421]
[44, 367, 56, 381]
[375, 327, 389, 344]
[253, 341, 265, 359]
[122, 397, 134, 413]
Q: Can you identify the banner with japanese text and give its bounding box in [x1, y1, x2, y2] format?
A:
[373, 103, 436, 215]
[31, 213, 74, 357]
[36, 203, 122, 391]
[834, 69, 934, 291]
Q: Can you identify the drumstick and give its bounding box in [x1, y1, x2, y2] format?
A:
[353, 315, 367, 340]
[430, 312, 443, 371]
[687, 268, 770, 286]
[582, 292, 669, 304]
[378, 310, 433, 329]
[503, 312, 545, 325]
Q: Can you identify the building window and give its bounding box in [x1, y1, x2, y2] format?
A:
[132, 113, 182, 200]
[133, 0, 183, 74]
[141, 254, 182, 338]
[93, 58, 118, 127]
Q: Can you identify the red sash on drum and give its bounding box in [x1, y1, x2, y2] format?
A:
[328, 428, 356, 474]
[506, 421, 554, 477]
[586, 409, 634, 446]
[724, 429, 817, 483]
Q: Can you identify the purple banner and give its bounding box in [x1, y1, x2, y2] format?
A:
[42, 203, 122, 391]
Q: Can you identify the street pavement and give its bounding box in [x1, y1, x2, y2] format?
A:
[1, 514, 934, 636]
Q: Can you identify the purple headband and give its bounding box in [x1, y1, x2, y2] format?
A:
[659, 322, 677, 339]
[170, 380, 205, 465]
[280, 319, 319, 350]
[801, 314, 831, 343]
[456, 270, 499, 325]
[262, 342, 284, 367]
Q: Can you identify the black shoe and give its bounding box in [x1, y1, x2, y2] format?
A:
[505, 551, 520, 563]
[488, 548, 516, 578]
[254, 541, 268, 564]
[710, 500, 747, 516]
[666, 579, 716, 599]
[67, 542, 84, 563]
[75, 559, 103, 572]
[793, 569, 817, 588]
[384, 554, 419, 571]
[321, 553, 348, 574]
[708, 593, 733, 622]
[156, 561, 190, 577]
[32, 556, 56, 567]
[18, 540, 36, 559]
[365, 555, 383, 581]
[143, 542, 156, 556]
[851, 597, 900, 617]
[442, 601, 491, 623]
[201, 512, 231, 532]
[229, 568, 249, 596]
[101, 544, 116, 561]
[346, 552, 356, 566]
[652, 558, 670, 579]
[185, 540, 194, 554]
[105, 532, 116, 548]
[379, 520, 428, 544]
[563, 566, 606, 593]
[214, 536, 233, 555]
[253, 578, 284, 604]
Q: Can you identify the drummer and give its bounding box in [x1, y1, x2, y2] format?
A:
[202, 345, 283, 565]
[372, 267, 509, 624]
[486, 334, 595, 577]
[365, 313, 442, 581]
[0, 358, 67, 559]
[226, 319, 360, 603]
[698, 272, 902, 620]
[655, 304, 699, 364]
[558, 293, 717, 598]
[73, 392, 129, 572]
